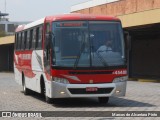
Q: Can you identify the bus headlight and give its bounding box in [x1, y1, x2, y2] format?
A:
[113, 76, 128, 83]
[53, 77, 70, 84]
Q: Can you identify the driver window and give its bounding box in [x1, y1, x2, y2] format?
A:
[45, 23, 50, 49]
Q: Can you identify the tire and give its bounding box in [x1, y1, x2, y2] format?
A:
[22, 76, 30, 95]
[43, 83, 52, 104]
[45, 95, 52, 104]
[98, 97, 109, 104]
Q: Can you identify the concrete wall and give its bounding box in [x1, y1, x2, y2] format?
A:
[73, 0, 160, 16]
[72, 0, 160, 28]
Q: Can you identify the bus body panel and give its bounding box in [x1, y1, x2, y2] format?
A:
[51, 69, 127, 84]
[14, 50, 45, 93]
[48, 81, 127, 98]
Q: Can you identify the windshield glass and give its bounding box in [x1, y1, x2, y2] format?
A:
[52, 21, 125, 68]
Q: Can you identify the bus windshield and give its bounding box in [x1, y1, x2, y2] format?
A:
[52, 21, 125, 68]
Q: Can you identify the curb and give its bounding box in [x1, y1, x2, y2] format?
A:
[138, 79, 160, 83]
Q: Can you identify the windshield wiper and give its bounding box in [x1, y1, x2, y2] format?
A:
[73, 40, 86, 69]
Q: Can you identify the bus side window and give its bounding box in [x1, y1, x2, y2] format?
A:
[16, 33, 18, 50]
[35, 27, 39, 49]
[39, 26, 42, 49]
[32, 29, 36, 49]
[15, 33, 18, 50]
[21, 32, 24, 50]
[18, 33, 22, 50]
[20, 32, 23, 50]
[35, 26, 42, 49]
[45, 23, 50, 60]
[29, 29, 33, 49]
[24, 31, 27, 50]
[45, 23, 50, 48]
[26, 30, 30, 49]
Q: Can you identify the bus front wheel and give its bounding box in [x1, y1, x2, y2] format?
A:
[98, 97, 109, 104]
[45, 96, 52, 104]
[43, 84, 52, 104]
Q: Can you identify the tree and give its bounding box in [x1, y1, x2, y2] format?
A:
[0, 30, 6, 37]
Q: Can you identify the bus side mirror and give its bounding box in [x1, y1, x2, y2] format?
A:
[45, 32, 52, 60]
[124, 31, 131, 51]
[45, 32, 52, 49]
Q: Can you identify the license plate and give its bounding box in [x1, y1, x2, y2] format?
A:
[86, 87, 98, 92]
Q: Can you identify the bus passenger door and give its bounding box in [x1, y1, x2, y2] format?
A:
[44, 23, 51, 80]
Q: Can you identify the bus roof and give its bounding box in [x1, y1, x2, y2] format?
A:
[15, 18, 45, 32]
[46, 13, 120, 21]
[15, 13, 120, 32]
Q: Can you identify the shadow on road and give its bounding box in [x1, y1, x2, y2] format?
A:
[52, 97, 155, 108]
[21, 91, 155, 108]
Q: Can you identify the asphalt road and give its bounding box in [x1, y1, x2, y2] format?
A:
[0, 73, 159, 120]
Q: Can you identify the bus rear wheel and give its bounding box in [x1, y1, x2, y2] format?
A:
[98, 97, 109, 104]
[22, 76, 30, 95]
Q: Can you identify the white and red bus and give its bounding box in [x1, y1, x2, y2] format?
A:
[14, 14, 127, 104]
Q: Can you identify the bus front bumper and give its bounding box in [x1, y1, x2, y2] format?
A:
[50, 81, 127, 98]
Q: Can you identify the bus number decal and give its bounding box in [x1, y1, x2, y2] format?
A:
[113, 70, 127, 75]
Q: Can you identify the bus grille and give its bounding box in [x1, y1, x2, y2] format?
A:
[68, 88, 114, 94]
